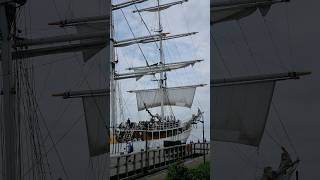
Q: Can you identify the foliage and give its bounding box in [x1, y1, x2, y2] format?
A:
[165, 160, 210, 180]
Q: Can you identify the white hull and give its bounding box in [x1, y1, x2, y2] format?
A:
[110, 128, 192, 156]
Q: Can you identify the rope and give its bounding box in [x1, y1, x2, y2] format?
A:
[271, 102, 299, 157]
[236, 20, 261, 73]
[261, 16, 291, 71]
[285, 4, 295, 70]
[132, 2, 160, 49]
[119, 8, 150, 66]
[235, 19, 296, 155]
[212, 34, 232, 76]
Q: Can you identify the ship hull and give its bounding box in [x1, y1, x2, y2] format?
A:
[110, 127, 192, 156]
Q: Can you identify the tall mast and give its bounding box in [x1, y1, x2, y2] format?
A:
[110, 2, 117, 152]
[157, 0, 165, 120]
[0, 3, 17, 180]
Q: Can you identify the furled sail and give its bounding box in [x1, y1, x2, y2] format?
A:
[211, 0, 287, 24]
[129, 84, 205, 111]
[82, 95, 109, 157]
[113, 0, 149, 10]
[129, 60, 202, 72]
[212, 81, 275, 146]
[114, 60, 203, 80]
[115, 32, 197, 47]
[133, 0, 188, 13]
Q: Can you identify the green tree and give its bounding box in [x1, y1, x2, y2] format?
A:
[166, 161, 210, 180]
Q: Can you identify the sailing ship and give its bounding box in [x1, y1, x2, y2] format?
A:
[211, 0, 309, 179]
[109, 0, 207, 154]
[0, 0, 207, 179]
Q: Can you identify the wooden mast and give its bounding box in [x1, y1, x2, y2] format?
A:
[0, 2, 17, 179]
[157, 0, 165, 121]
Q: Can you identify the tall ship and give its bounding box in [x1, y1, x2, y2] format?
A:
[0, 0, 207, 179]
[109, 0, 207, 154]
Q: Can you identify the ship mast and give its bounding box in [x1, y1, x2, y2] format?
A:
[0, 2, 19, 179]
[110, 0, 117, 148]
[157, 0, 165, 121]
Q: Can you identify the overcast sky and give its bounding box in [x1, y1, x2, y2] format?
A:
[212, 0, 320, 179]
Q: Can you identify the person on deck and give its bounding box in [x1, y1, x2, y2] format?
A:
[260, 146, 294, 180]
[127, 141, 133, 154]
[278, 146, 293, 172]
[126, 118, 131, 127]
[261, 166, 275, 180]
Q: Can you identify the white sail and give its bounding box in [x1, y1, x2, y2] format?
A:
[129, 85, 204, 111]
[82, 95, 109, 156]
[212, 81, 275, 146]
[75, 22, 107, 62]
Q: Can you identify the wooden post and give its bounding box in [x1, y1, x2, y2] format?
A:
[158, 149, 161, 167]
[147, 151, 150, 170]
[125, 155, 128, 177]
[163, 149, 166, 166]
[174, 146, 177, 162]
[140, 150, 143, 174]
[153, 150, 156, 169]
[177, 146, 179, 160]
[168, 147, 171, 163]
[117, 156, 120, 180]
[133, 154, 136, 174]
[183, 145, 186, 159]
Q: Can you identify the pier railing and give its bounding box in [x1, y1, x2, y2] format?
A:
[110, 142, 210, 180]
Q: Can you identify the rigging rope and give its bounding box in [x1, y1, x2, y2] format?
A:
[119, 8, 150, 66]
[236, 20, 261, 73]
[261, 16, 291, 71]
[9, 6, 54, 179]
[285, 4, 294, 70]
[236, 19, 298, 156]
[212, 33, 232, 76]
[271, 102, 299, 157]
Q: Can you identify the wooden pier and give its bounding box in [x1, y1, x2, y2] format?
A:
[110, 142, 210, 180]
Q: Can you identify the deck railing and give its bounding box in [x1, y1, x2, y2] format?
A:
[110, 142, 210, 180]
